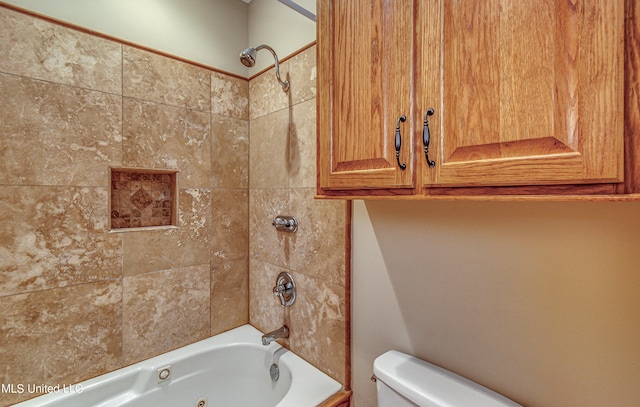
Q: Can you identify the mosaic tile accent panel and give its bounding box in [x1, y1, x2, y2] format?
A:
[110, 169, 176, 229]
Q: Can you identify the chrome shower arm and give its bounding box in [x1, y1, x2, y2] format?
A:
[241, 44, 289, 93]
[254, 44, 289, 92]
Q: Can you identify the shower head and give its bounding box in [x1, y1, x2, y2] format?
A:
[239, 44, 289, 93]
[239, 47, 257, 67]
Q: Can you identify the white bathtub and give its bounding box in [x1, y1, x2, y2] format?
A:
[14, 325, 342, 407]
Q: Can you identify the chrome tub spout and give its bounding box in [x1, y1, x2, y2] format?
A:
[261, 325, 289, 345]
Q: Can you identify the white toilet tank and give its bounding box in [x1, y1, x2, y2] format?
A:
[374, 350, 522, 407]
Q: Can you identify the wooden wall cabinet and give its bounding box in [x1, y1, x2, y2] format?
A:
[317, 0, 637, 200]
[317, 0, 416, 192]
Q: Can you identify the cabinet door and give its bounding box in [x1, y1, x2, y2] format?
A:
[318, 0, 415, 192]
[421, 0, 624, 187]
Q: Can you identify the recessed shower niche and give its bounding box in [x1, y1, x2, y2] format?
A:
[110, 168, 178, 230]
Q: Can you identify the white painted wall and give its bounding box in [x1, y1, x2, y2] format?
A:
[352, 200, 640, 407]
[1, 0, 317, 77]
[247, 0, 316, 74]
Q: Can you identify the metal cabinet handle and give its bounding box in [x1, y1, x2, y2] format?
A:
[422, 108, 436, 168]
[395, 115, 407, 170]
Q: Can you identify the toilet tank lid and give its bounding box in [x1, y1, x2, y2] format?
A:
[373, 351, 522, 407]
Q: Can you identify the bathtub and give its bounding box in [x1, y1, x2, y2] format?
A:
[14, 325, 342, 407]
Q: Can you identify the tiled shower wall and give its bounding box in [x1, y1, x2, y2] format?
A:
[0, 6, 249, 406]
[248, 46, 348, 385]
[0, 6, 347, 406]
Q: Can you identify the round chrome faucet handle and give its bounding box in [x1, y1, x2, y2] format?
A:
[272, 272, 296, 307]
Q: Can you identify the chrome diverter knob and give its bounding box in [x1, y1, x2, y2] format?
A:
[272, 215, 297, 233]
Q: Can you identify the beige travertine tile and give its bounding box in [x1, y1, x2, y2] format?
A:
[123, 264, 210, 365]
[0, 73, 122, 187]
[122, 188, 211, 276]
[248, 259, 287, 334]
[122, 98, 211, 188]
[210, 115, 249, 188]
[0, 9, 344, 404]
[289, 99, 317, 188]
[288, 271, 346, 384]
[211, 258, 249, 336]
[249, 108, 290, 189]
[0, 186, 122, 297]
[0, 7, 122, 94]
[211, 71, 249, 120]
[249, 188, 290, 268]
[288, 45, 317, 106]
[249, 62, 291, 120]
[290, 188, 346, 286]
[211, 189, 248, 270]
[0, 281, 122, 406]
[210, 189, 249, 334]
[123, 46, 210, 111]
[248, 45, 316, 120]
[0, 9, 348, 407]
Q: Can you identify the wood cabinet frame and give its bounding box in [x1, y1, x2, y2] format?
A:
[317, 0, 640, 201]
